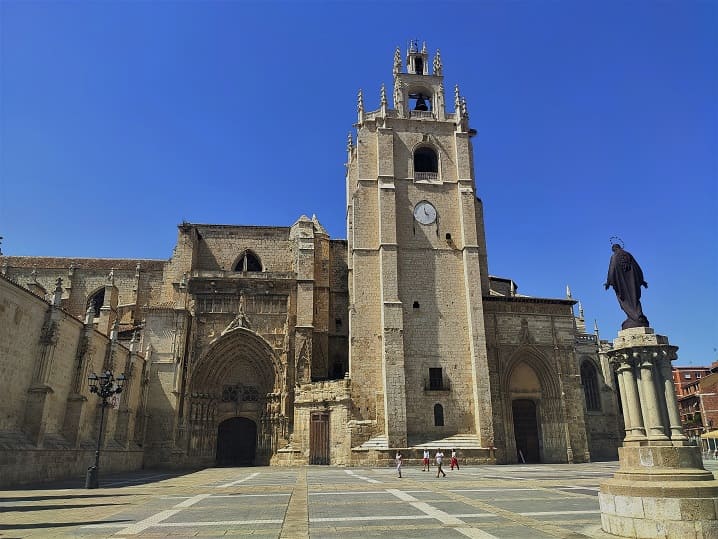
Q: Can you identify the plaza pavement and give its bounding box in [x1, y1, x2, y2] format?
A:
[2, 460, 718, 538]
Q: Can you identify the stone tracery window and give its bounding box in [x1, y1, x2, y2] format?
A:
[234, 251, 262, 272]
[87, 288, 105, 318]
[581, 360, 601, 412]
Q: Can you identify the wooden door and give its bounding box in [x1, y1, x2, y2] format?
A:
[512, 399, 540, 463]
[309, 412, 330, 465]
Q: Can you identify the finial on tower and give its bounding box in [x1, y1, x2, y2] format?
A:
[421, 41, 427, 54]
[578, 300, 584, 318]
[53, 278, 63, 307]
[346, 132, 353, 152]
[433, 49, 442, 76]
[357, 89, 364, 113]
[393, 47, 401, 75]
[454, 84, 461, 110]
[566, 285, 572, 299]
[380, 83, 387, 106]
[85, 304, 95, 324]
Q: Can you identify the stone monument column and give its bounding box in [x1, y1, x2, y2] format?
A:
[599, 327, 718, 538]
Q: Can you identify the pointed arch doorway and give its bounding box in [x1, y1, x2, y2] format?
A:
[512, 399, 540, 463]
[216, 417, 257, 466]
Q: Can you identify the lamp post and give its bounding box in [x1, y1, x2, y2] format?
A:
[85, 370, 125, 489]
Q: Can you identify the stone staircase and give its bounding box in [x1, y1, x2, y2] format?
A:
[354, 434, 388, 450]
[410, 433, 483, 449]
[354, 433, 482, 450]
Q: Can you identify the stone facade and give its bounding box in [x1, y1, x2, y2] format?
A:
[0, 43, 622, 483]
[0, 274, 148, 487]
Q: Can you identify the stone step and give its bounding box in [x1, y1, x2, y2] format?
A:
[354, 433, 484, 450]
[410, 434, 483, 449]
[354, 435, 388, 449]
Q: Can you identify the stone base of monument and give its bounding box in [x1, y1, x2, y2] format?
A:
[599, 446, 718, 538]
[599, 327, 718, 538]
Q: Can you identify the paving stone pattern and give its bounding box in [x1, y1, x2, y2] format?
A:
[3, 461, 717, 538]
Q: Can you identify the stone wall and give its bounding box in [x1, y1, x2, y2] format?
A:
[0, 274, 148, 487]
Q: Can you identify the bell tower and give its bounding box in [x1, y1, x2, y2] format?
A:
[347, 43, 494, 449]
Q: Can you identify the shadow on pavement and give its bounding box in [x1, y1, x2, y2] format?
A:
[0, 502, 129, 512]
[0, 493, 133, 502]
[0, 519, 132, 531]
[2, 469, 198, 491]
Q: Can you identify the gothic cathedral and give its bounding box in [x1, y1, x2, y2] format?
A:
[0, 44, 621, 485]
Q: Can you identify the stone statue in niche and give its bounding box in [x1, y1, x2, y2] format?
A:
[604, 243, 649, 329]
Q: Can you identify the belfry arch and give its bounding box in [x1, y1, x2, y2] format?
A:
[183, 326, 286, 466]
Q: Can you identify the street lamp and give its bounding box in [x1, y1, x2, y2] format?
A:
[85, 370, 125, 489]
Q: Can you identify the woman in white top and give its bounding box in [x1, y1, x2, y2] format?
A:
[435, 449, 446, 477]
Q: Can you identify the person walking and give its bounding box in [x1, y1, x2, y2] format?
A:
[395, 451, 403, 478]
[435, 449, 446, 478]
[422, 449, 430, 471]
[450, 449, 460, 470]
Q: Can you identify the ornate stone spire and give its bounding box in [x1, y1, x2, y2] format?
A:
[357, 89, 364, 123]
[578, 301, 585, 319]
[454, 84, 461, 112]
[393, 46, 401, 75]
[52, 278, 63, 307]
[346, 132, 353, 152]
[421, 41, 427, 54]
[433, 49, 442, 76]
[393, 79, 404, 114]
[566, 285, 572, 299]
[380, 83, 387, 106]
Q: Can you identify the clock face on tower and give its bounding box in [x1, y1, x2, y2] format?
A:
[413, 201, 437, 225]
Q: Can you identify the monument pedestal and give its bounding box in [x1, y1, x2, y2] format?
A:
[599, 328, 718, 538]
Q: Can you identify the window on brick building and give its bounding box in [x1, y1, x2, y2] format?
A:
[434, 403, 444, 426]
[581, 360, 601, 411]
[87, 288, 105, 318]
[234, 251, 262, 272]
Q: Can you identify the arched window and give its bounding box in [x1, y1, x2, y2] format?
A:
[414, 147, 438, 181]
[234, 251, 262, 272]
[87, 288, 105, 318]
[581, 360, 601, 411]
[434, 403, 444, 426]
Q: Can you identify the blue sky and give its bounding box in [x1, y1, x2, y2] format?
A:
[1, 1, 716, 364]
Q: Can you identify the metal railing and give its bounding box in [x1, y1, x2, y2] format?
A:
[415, 171, 439, 182]
[424, 377, 451, 391]
[410, 110, 434, 119]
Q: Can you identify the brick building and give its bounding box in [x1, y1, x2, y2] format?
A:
[0, 43, 623, 484]
[674, 365, 718, 442]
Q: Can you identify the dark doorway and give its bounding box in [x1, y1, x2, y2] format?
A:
[512, 399, 540, 463]
[216, 417, 257, 466]
[309, 412, 330, 465]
